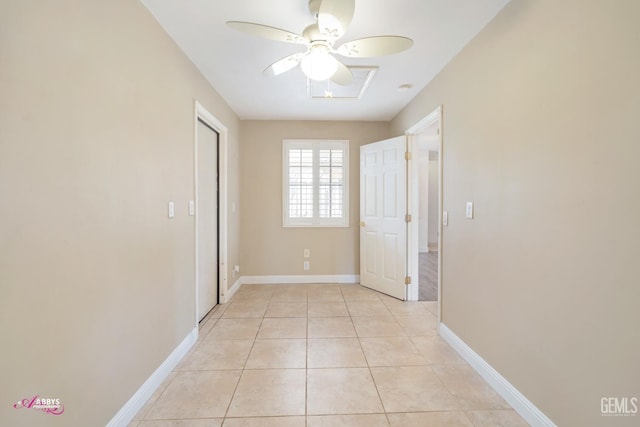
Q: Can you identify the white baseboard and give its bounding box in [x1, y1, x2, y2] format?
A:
[107, 327, 198, 427]
[240, 275, 360, 285]
[439, 323, 556, 427]
[223, 277, 243, 303]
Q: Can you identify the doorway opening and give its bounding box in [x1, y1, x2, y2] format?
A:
[406, 106, 442, 314]
[414, 126, 440, 301]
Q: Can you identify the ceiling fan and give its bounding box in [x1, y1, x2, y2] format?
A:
[227, 0, 413, 86]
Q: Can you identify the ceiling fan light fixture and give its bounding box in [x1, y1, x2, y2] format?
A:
[301, 45, 338, 81]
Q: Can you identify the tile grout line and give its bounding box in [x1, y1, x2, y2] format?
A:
[346, 288, 393, 420]
[219, 288, 266, 422]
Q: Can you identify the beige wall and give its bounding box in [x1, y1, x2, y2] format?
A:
[240, 121, 390, 277]
[0, 1, 240, 425]
[392, 0, 640, 426]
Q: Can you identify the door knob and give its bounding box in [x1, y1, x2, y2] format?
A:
[360, 221, 365, 227]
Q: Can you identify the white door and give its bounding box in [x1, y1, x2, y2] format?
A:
[197, 119, 218, 321]
[360, 136, 407, 300]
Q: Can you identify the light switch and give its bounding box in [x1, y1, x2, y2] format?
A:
[443, 211, 448, 226]
[188, 200, 195, 216]
[168, 201, 175, 218]
[466, 202, 474, 219]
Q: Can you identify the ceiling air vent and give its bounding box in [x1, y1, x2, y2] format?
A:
[307, 66, 377, 100]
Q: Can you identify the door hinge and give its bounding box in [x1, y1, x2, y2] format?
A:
[405, 276, 412, 285]
[405, 151, 412, 160]
[405, 214, 412, 223]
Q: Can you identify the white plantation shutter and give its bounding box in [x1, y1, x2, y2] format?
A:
[318, 148, 344, 219]
[283, 139, 349, 227]
[288, 148, 314, 219]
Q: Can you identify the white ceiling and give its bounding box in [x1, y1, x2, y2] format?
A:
[140, 0, 511, 121]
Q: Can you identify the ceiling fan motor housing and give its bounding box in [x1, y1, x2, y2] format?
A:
[303, 23, 324, 42]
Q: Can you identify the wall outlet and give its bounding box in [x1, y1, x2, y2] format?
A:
[466, 202, 474, 219]
[304, 248, 310, 258]
[233, 265, 240, 274]
[303, 261, 310, 271]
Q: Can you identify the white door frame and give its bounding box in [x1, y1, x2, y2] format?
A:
[405, 106, 443, 319]
[194, 101, 228, 326]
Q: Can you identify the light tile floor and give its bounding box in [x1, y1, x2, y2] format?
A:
[130, 284, 529, 426]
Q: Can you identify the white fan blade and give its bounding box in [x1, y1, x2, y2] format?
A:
[318, 0, 355, 39]
[227, 21, 308, 45]
[330, 61, 354, 86]
[263, 53, 305, 77]
[337, 36, 413, 57]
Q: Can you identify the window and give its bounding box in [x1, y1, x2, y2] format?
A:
[283, 139, 349, 227]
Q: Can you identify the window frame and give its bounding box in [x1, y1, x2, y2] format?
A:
[282, 139, 350, 228]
